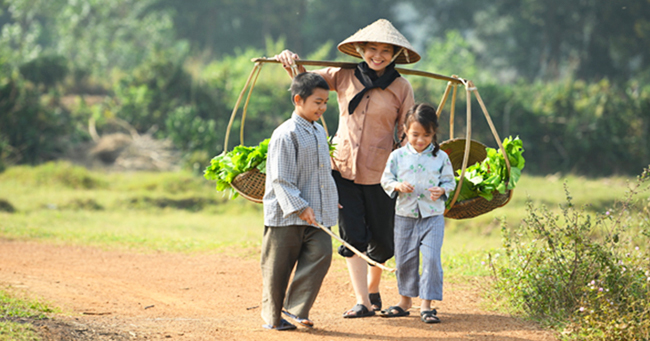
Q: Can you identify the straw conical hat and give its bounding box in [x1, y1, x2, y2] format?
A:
[338, 19, 420, 64]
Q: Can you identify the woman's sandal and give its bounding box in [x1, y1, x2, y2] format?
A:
[343, 304, 376, 318]
[420, 309, 441, 324]
[369, 292, 382, 311]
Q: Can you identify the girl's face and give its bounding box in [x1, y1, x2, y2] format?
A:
[405, 120, 434, 153]
[362, 42, 394, 76]
[294, 88, 329, 122]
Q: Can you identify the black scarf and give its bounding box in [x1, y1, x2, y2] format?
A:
[348, 61, 401, 115]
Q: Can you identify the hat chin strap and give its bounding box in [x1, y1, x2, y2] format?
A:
[391, 47, 405, 63]
[354, 43, 364, 57]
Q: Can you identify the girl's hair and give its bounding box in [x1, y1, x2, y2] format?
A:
[403, 103, 440, 156]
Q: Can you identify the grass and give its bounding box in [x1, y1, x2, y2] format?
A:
[0, 161, 635, 256]
[0, 288, 54, 341]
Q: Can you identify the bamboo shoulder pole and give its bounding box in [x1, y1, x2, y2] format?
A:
[251, 58, 464, 84]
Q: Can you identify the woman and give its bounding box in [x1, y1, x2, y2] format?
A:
[275, 18, 420, 318]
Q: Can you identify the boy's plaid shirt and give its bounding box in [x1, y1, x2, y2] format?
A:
[263, 113, 338, 228]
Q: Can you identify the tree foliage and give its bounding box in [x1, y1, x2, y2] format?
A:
[1, 0, 649, 176]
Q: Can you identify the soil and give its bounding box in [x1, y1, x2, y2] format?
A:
[0, 239, 558, 341]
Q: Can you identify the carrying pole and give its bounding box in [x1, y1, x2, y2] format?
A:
[251, 58, 464, 84]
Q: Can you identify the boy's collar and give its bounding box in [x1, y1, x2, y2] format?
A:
[292, 112, 316, 128]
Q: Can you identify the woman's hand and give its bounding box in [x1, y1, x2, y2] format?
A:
[274, 50, 305, 76]
[275, 50, 300, 67]
[395, 181, 414, 193]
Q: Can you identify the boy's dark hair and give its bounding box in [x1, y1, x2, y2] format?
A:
[403, 103, 441, 156]
[290, 72, 330, 104]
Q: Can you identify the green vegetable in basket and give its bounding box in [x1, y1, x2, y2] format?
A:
[204, 139, 270, 197]
[446, 136, 525, 206]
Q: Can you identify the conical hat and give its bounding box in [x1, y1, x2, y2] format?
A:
[338, 19, 420, 64]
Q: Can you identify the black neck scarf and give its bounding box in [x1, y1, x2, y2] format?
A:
[348, 61, 400, 115]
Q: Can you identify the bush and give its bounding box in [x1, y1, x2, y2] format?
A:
[18, 54, 69, 88]
[490, 167, 650, 339]
[0, 161, 107, 189]
[0, 76, 72, 165]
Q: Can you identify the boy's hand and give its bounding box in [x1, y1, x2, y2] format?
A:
[428, 186, 445, 201]
[299, 207, 317, 226]
[395, 181, 414, 193]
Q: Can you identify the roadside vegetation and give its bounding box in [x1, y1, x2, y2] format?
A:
[490, 167, 650, 340]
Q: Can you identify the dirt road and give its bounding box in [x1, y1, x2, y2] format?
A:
[0, 239, 557, 340]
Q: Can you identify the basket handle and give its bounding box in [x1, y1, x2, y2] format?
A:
[223, 62, 263, 153]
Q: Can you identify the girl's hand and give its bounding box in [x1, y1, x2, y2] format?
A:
[299, 206, 317, 226]
[395, 181, 414, 193]
[428, 186, 444, 201]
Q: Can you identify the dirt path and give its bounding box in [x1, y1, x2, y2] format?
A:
[0, 239, 557, 340]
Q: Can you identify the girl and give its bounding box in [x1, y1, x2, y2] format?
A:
[379, 103, 456, 324]
[275, 19, 420, 318]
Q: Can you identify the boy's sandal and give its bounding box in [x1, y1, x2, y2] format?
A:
[263, 318, 297, 331]
[369, 292, 382, 311]
[282, 310, 314, 328]
[420, 309, 440, 324]
[380, 306, 410, 317]
[343, 304, 376, 318]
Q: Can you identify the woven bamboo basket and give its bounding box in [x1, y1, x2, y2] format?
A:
[440, 138, 512, 219]
[231, 168, 265, 203]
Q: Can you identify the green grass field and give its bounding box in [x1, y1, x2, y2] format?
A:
[0, 161, 637, 269]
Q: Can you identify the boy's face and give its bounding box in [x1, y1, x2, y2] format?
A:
[294, 88, 329, 123]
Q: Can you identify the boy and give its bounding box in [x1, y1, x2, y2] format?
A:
[260, 72, 338, 330]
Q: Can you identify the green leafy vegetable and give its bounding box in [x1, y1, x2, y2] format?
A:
[204, 139, 270, 198]
[446, 136, 525, 206]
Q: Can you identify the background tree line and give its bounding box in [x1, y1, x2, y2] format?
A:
[1, 0, 649, 175]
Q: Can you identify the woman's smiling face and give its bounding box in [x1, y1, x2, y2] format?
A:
[362, 42, 394, 76]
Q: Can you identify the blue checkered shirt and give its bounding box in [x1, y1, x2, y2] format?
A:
[263, 113, 338, 227]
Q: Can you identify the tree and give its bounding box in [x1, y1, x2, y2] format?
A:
[403, 0, 650, 82]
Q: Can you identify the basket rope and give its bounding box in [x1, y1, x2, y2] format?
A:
[434, 77, 513, 217]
